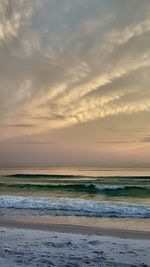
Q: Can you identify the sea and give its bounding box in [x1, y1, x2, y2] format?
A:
[0, 167, 150, 218]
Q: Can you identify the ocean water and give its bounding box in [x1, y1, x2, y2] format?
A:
[0, 167, 150, 218]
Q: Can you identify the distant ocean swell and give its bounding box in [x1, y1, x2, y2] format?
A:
[0, 183, 150, 198]
[6, 174, 150, 180]
[0, 195, 150, 218]
[6, 174, 82, 179]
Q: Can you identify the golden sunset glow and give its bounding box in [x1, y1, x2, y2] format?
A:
[0, 0, 150, 166]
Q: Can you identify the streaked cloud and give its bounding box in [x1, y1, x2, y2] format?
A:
[141, 136, 150, 143]
[107, 20, 150, 45]
[0, 0, 150, 166]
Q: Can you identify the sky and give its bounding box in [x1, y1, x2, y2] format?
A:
[0, 0, 150, 167]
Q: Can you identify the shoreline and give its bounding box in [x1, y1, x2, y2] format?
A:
[0, 217, 150, 240]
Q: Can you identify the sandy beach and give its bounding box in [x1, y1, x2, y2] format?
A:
[0, 217, 150, 267]
[0, 216, 150, 239]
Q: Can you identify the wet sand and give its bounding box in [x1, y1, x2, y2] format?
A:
[0, 216, 150, 239]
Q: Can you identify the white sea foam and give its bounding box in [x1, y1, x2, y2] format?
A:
[95, 185, 126, 190]
[0, 195, 150, 218]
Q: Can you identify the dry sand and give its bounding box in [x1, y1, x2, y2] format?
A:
[0, 217, 150, 267]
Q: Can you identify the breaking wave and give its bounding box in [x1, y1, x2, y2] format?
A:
[0, 183, 150, 198]
[0, 195, 150, 218]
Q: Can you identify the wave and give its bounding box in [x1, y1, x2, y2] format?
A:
[0, 183, 150, 198]
[6, 174, 84, 179]
[0, 195, 150, 218]
[6, 174, 150, 179]
[0, 182, 125, 190]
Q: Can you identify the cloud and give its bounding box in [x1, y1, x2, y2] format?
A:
[98, 141, 138, 144]
[0, 0, 35, 42]
[65, 98, 150, 127]
[5, 124, 35, 128]
[141, 136, 150, 143]
[0, 0, 150, 143]
[107, 20, 150, 45]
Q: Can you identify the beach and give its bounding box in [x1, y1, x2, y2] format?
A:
[0, 167, 150, 266]
[0, 217, 150, 267]
[0, 216, 150, 238]
[1, 0, 150, 264]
